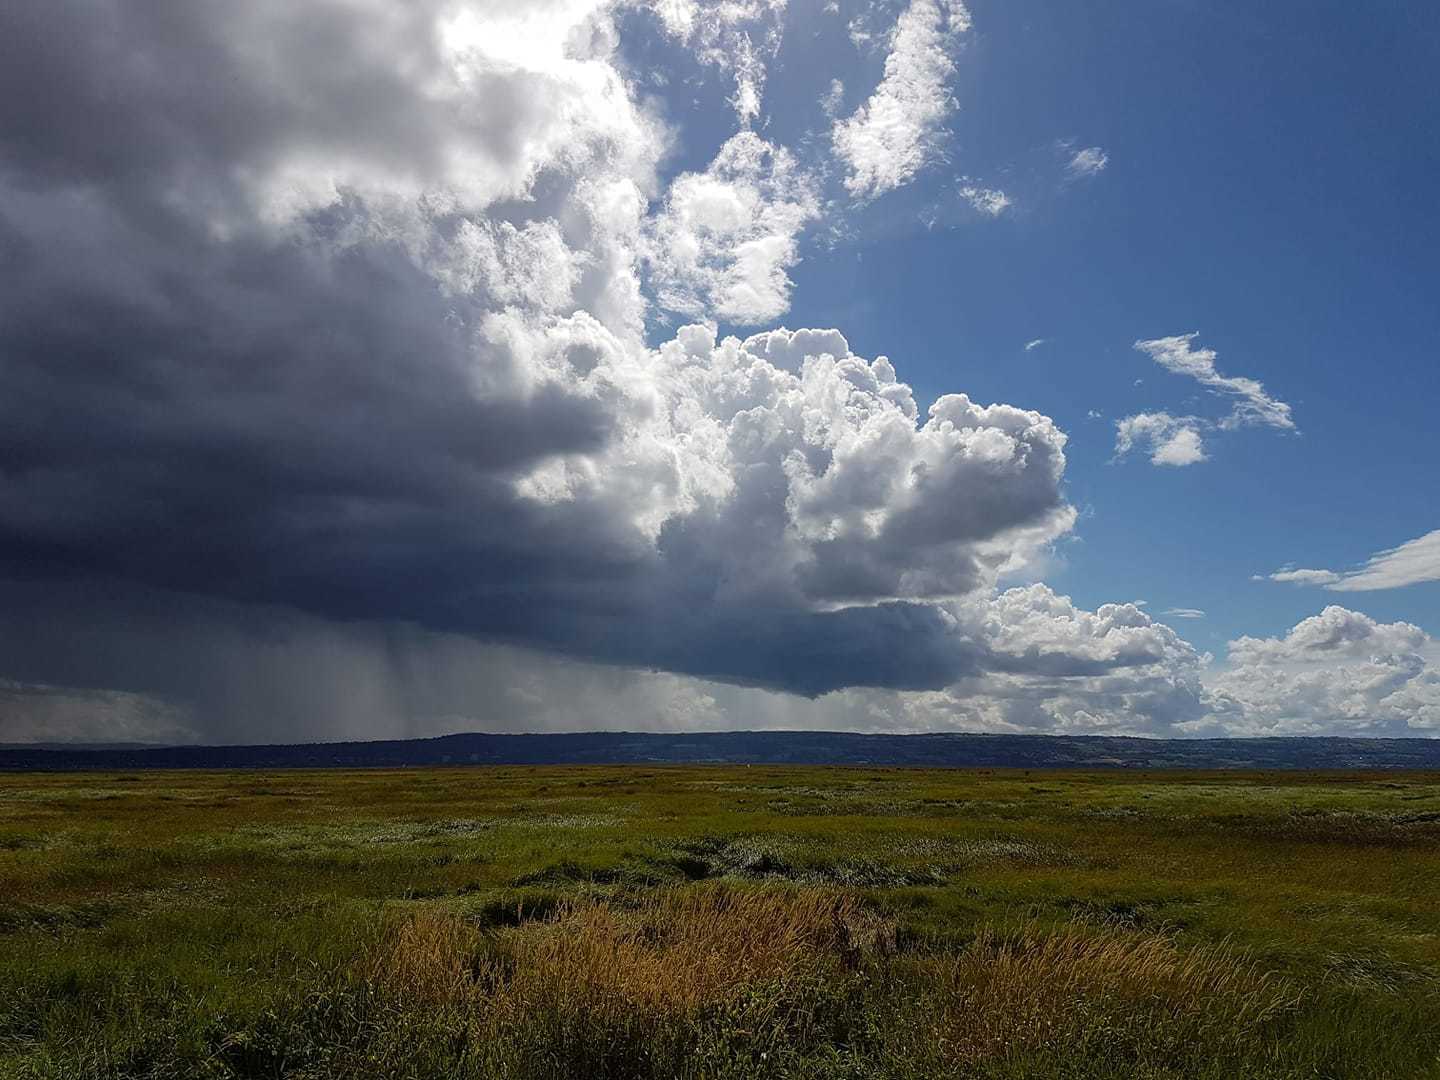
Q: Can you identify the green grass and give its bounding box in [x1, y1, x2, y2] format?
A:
[1, 766, 1438, 1078]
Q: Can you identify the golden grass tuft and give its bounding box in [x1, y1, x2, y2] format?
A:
[364, 906, 485, 1005]
[507, 885, 889, 1009]
[369, 884, 889, 1014]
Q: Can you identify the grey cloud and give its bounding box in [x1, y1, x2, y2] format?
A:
[0, 679, 192, 746]
[0, 0, 1096, 722]
[17, 0, 1359, 748]
[8, 576, 1432, 744]
[1266, 568, 1345, 586]
[0, 578, 1202, 744]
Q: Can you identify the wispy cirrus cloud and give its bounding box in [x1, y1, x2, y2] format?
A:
[1261, 529, 1440, 593]
[646, 0, 789, 125]
[1116, 334, 1295, 468]
[1065, 146, 1108, 178]
[1134, 333, 1295, 431]
[832, 0, 971, 198]
[959, 184, 1011, 216]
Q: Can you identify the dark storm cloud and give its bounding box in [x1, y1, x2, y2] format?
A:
[0, 1, 538, 194]
[0, 0, 1112, 732]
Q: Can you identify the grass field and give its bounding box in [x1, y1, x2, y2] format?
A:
[2, 766, 1439, 1079]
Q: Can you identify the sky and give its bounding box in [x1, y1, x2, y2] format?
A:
[1, 0, 1438, 744]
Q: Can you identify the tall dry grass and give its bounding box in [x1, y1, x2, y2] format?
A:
[369, 882, 889, 1007]
[353, 884, 1306, 1078]
[359, 885, 892, 1077]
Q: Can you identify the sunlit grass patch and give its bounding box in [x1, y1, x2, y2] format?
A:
[373, 885, 889, 1010]
[350, 890, 1319, 1078]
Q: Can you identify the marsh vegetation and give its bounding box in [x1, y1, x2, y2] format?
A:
[1, 767, 1438, 1078]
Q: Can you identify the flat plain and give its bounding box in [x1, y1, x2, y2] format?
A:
[2, 766, 1439, 1079]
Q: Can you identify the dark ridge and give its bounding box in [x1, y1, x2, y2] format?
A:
[3, 731, 1440, 771]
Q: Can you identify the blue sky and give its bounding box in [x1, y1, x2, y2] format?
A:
[638, 0, 1440, 650]
[1, 0, 1437, 741]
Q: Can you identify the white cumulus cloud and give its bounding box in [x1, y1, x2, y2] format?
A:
[1204, 607, 1440, 735]
[1114, 412, 1207, 466]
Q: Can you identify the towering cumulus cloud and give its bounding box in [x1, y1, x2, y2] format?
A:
[0, 0, 1097, 739]
[1, 1, 1422, 742]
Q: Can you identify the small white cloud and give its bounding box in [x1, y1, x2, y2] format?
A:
[1134, 332, 1294, 432]
[1114, 412, 1207, 467]
[1024, 338, 1046, 351]
[1161, 608, 1205, 619]
[847, 17, 875, 49]
[1066, 146, 1109, 178]
[821, 78, 846, 119]
[1261, 529, 1440, 593]
[1086, 409, 1102, 420]
[833, 0, 971, 198]
[959, 184, 1011, 216]
[1151, 428, 1205, 466]
[1118, 333, 1295, 469]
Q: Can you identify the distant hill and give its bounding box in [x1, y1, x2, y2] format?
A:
[4, 730, 1440, 771]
